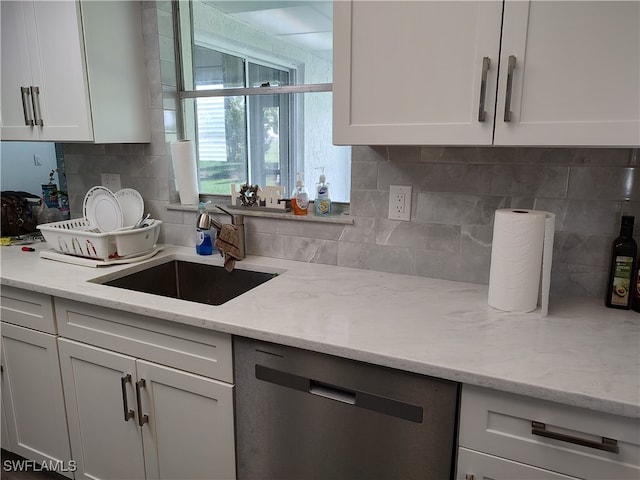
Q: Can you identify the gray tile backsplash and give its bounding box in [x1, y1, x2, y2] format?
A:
[61, 2, 639, 300]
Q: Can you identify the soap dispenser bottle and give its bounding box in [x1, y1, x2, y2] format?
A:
[196, 202, 213, 255]
[291, 172, 309, 215]
[314, 168, 331, 216]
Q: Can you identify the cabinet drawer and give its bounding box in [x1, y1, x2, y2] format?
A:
[55, 298, 233, 383]
[459, 385, 640, 479]
[457, 447, 579, 480]
[0, 286, 56, 334]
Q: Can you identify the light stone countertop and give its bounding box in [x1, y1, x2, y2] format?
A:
[1, 243, 638, 418]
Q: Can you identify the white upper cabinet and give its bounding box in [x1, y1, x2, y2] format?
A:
[495, 0, 640, 146]
[1, 0, 150, 143]
[333, 0, 640, 147]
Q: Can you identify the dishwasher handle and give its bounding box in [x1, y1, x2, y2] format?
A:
[310, 380, 356, 405]
[255, 364, 423, 423]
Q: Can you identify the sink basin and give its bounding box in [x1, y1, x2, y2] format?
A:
[101, 260, 277, 306]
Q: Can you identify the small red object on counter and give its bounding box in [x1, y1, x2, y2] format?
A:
[21, 246, 35, 252]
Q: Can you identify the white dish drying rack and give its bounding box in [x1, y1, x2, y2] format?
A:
[38, 218, 162, 261]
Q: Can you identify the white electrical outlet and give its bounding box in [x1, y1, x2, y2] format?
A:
[33, 154, 42, 166]
[101, 173, 121, 192]
[388, 185, 412, 221]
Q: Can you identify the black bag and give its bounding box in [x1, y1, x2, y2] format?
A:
[1, 191, 41, 236]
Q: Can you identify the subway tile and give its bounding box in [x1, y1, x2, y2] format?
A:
[387, 146, 421, 163]
[550, 263, 608, 299]
[339, 217, 377, 244]
[349, 190, 388, 218]
[351, 146, 387, 164]
[158, 33, 175, 62]
[160, 59, 177, 87]
[156, 8, 173, 36]
[246, 232, 284, 258]
[553, 232, 611, 268]
[280, 237, 338, 265]
[378, 162, 494, 194]
[438, 147, 518, 164]
[337, 242, 415, 275]
[414, 249, 491, 284]
[276, 220, 345, 241]
[350, 161, 378, 190]
[560, 199, 622, 236]
[376, 219, 460, 252]
[460, 225, 494, 258]
[416, 192, 508, 226]
[489, 165, 569, 198]
[568, 166, 638, 201]
[245, 217, 278, 235]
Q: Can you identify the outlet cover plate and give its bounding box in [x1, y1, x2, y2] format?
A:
[388, 185, 412, 221]
[101, 173, 121, 192]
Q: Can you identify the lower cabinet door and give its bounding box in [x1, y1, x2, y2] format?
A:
[136, 359, 236, 480]
[1, 323, 72, 477]
[58, 338, 146, 480]
[457, 447, 580, 480]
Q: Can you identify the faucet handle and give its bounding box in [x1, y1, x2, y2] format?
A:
[214, 205, 244, 226]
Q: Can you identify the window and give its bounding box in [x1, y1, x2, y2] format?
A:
[176, 0, 351, 202]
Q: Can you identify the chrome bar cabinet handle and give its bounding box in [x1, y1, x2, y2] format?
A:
[503, 55, 517, 122]
[30, 86, 44, 126]
[135, 378, 149, 427]
[120, 374, 135, 422]
[478, 57, 490, 122]
[20, 87, 34, 126]
[531, 421, 619, 454]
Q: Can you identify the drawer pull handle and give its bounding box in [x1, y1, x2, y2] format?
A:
[120, 374, 135, 422]
[135, 378, 149, 427]
[531, 421, 619, 454]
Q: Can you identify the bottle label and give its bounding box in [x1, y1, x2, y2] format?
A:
[196, 229, 213, 255]
[295, 192, 309, 209]
[610, 255, 634, 306]
[315, 199, 331, 215]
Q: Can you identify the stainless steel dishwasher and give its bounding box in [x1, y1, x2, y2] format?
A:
[233, 337, 460, 480]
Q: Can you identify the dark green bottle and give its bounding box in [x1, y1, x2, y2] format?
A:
[605, 216, 637, 309]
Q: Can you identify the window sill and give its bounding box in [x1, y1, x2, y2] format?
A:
[166, 202, 354, 225]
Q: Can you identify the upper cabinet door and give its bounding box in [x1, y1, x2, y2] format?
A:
[495, 0, 640, 146]
[31, 0, 94, 142]
[0, 0, 150, 143]
[333, 1, 503, 145]
[0, 1, 40, 140]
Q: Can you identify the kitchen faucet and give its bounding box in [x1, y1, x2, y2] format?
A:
[208, 205, 245, 260]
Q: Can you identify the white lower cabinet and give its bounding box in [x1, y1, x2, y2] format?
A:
[58, 339, 235, 480]
[457, 448, 579, 480]
[457, 385, 640, 480]
[0, 322, 73, 478]
[55, 297, 236, 480]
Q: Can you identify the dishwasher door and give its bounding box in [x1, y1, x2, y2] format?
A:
[233, 337, 460, 480]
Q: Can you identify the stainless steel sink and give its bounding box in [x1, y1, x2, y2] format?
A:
[101, 260, 277, 306]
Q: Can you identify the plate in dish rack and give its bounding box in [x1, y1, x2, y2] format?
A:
[83, 186, 123, 232]
[115, 188, 144, 227]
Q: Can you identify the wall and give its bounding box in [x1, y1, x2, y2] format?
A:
[0, 142, 59, 195]
[62, 1, 639, 300]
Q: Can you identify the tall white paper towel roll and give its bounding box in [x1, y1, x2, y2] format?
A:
[170, 140, 199, 204]
[488, 209, 555, 315]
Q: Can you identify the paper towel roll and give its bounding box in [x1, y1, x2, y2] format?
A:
[488, 209, 555, 315]
[170, 140, 199, 204]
